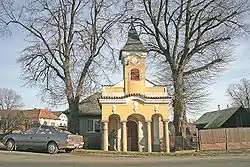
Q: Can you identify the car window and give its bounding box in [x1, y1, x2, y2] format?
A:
[25, 127, 38, 135]
[37, 127, 52, 135]
[54, 127, 71, 134]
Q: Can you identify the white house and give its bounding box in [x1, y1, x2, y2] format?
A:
[23, 109, 60, 126]
[52, 111, 68, 127]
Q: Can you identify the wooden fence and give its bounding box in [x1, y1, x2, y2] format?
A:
[199, 128, 250, 151]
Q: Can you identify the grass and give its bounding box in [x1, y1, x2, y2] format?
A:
[72, 149, 250, 157]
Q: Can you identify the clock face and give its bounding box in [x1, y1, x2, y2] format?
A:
[131, 57, 138, 65]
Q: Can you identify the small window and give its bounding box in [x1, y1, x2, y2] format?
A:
[95, 120, 101, 132]
[87, 119, 101, 132]
[87, 120, 94, 131]
[54, 127, 71, 134]
[131, 68, 140, 80]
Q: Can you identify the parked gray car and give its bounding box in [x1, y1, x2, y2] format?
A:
[2, 125, 84, 154]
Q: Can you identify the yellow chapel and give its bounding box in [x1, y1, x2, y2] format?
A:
[99, 24, 171, 152]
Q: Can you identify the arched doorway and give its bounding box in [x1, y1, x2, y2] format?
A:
[127, 120, 138, 151]
[108, 114, 121, 151]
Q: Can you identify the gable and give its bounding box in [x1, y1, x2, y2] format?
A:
[112, 79, 156, 88]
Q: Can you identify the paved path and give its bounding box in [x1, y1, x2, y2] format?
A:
[0, 150, 250, 167]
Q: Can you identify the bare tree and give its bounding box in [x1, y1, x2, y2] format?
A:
[134, 0, 249, 137]
[0, 88, 24, 110]
[227, 78, 250, 108]
[153, 62, 209, 115]
[0, 0, 132, 133]
[0, 111, 29, 133]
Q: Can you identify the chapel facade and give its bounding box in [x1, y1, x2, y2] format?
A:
[99, 24, 171, 152]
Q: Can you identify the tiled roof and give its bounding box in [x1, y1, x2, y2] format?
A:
[100, 93, 171, 99]
[52, 111, 63, 117]
[0, 109, 60, 120]
[22, 109, 40, 119]
[0, 110, 21, 117]
[38, 110, 60, 120]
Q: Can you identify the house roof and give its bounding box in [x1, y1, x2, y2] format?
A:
[119, 23, 147, 60]
[38, 110, 60, 120]
[195, 107, 243, 129]
[0, 109, 60, 120]
[64, 93, 102, 116]
[195, 110, 222, 125]
[79, 92, 102, 115]
[0, 110, 21, 117]
[52, 111, 63, 117]
[22, 109, 40, 120]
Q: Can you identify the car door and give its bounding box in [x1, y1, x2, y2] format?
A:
[17, 127, 38, 149]
[33, 127, 53, 150]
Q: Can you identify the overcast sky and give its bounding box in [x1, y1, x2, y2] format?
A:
[0, 24, 250, 119]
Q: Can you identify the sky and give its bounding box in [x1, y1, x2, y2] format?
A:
[0, 24, 250, 120]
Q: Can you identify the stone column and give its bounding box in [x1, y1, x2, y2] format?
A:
[103, 121, 109, 151]
[163, 120, 170, 152]
[138, 120, 144, 152]
[117, 121, 121, 151]
[146, 121, 152, 152]
[153, 116, 160, 151]
[122, 121, 127, 152]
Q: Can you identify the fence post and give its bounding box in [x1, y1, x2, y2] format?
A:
[197, 129, 200, 150]
[225, 129, 228, 150]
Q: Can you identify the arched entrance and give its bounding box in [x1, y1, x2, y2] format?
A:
[151, 114, 163, 152]
[127, 114, 146, 152]
[127, 120, 138, 151]
[108, 114, 121, 151]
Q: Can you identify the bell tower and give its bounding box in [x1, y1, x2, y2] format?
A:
[119, 24, 147, 94]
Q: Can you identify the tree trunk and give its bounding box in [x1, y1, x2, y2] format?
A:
[67, 99, 80, 134]
[172, 71, 187, 150]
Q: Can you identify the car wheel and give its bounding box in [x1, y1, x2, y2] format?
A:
[65, 148, 74, 153]
[5, 139, 15, 151]
[47, 142, 58, 154]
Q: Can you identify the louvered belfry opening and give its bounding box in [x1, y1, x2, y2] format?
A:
[131, 68, 140, 81]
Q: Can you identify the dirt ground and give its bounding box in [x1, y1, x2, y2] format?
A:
[0, 150, 250, 167]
